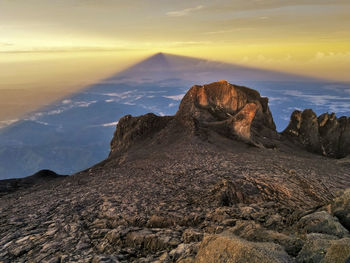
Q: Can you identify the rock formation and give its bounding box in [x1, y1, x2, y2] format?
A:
[109, 113, 172, 156]
[283, 109, 350, 158]
[0, 81, 350, 262]
[176, 80, 278, 146]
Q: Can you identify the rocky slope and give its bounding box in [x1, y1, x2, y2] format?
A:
[0, 81, 350, 262]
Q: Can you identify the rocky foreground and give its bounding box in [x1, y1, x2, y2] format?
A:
[1, 81, 350, 263]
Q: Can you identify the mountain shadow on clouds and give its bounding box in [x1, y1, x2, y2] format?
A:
[0, 53, 349, 179]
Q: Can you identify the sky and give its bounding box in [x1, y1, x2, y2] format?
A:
[0, 0, 349, 120]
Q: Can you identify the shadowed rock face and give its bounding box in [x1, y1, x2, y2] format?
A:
[109, 113, 173, 156]
[283, 109, 350, 158]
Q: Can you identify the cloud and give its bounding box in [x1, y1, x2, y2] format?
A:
[166, 5, 203, 17]
[203, 28, 254, 35]
[207, 0, 350, 13]
[62, 99, 72, 104]
[77, 101, 97, 107]
[310, 51, 350, 63]
[266, 96, 288, 105]
[163, 94, 186, 101]
[0, 46, 141, 54]
[284, 90, 350, 113]
[27, 100, 98, 121]
[0, 119, 19, 129]
[103, 90, 136, 99]
[101, 121, 118, 127]
[47, 109, 64, 115]
[33, 120, 49, 126]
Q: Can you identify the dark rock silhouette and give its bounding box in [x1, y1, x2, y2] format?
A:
[0, 169, 66, 196]
[283, 109, 350, 158]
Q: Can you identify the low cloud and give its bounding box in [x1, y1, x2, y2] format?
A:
[163, 94, 185, 101]
[101, 121, 119, 127]
[0, 119, 19, 129]
[166, 5, 203, 17]
[284, 90, 350, 113]
[203, 28, 254, 35]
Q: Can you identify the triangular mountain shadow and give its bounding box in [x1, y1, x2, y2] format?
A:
[108, 52, 322, 84]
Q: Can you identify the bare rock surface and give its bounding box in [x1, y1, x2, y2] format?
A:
[296, 234, 350, 263]
[1, 81, 350, 262]
[194, 232, 294, 263]
[283, 110, 350, 158]
[176, 80, 278, 146]
[297, 211, 349, 238]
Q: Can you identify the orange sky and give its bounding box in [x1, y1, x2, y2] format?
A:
[0, 0, 349, 121]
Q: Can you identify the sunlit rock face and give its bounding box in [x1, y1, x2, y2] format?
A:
[283, 109, 350, 158]
[176, 80, 278, 146]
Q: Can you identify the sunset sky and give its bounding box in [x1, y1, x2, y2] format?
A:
[0, 0, 349, 120]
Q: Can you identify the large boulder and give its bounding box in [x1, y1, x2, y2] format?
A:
[228, 220, 303, 256]
[176, 80, 278, 146]
[296, 233, 350, 263]
[194, 232, 294, 263]
[283, 110, 350, 158]
[297, 211, 349, 238]
[330, 188, 350, 231]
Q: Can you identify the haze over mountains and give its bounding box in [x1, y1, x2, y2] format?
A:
[0, 53, 349, 179]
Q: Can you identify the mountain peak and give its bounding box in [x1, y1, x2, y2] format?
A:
[109, 81, 279, 157]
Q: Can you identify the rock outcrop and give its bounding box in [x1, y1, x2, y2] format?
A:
[109, 113, 172, 156]
[283, 109, 350, 158]
[176, 80, 278, 146]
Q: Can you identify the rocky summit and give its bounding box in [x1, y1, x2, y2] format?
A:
[1, 81, 350, 263]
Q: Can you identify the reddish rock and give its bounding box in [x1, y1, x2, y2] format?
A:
[176, 80, 278, 146]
